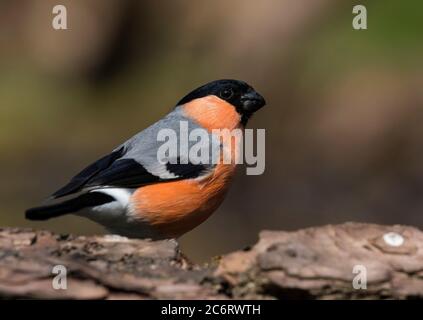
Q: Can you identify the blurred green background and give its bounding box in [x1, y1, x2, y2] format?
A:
[1, 0, 422, 262]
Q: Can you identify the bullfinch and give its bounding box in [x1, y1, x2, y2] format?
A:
[25, 79, 266, 239]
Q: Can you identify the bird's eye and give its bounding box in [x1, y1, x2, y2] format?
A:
[219, 88, 234, 100]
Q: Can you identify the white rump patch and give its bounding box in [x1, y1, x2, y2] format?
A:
[88, 188, 134, 218]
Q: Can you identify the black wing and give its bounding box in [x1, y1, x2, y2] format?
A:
[52, 146, 125, 198]
[85, 158, 208, 188]
[52, 149, 209, 199]
[84, 158, 163, 188]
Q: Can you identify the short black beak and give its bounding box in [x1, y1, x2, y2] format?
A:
[241, 91, 266, 113]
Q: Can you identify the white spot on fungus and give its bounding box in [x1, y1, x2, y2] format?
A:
[383, 232, 404, 247]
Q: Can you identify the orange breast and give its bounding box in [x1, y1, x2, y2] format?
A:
[130, 163, 236, 238]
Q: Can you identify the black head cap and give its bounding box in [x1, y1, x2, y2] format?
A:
[177, 79, 266, 125]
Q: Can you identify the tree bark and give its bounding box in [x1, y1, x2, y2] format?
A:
[0, 223, 422, 299]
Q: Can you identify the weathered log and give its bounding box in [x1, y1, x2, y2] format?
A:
[0, 223, 422, 299]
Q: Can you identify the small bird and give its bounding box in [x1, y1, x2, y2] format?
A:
[26, 79, 266, 239]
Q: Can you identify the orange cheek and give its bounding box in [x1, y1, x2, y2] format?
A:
[182, 95, 241, 131]
[183, 95, 245, 164]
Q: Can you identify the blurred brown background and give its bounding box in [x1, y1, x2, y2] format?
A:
[1, 0, 422, 261]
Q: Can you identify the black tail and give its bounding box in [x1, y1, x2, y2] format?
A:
[25, 192, 115, 221]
